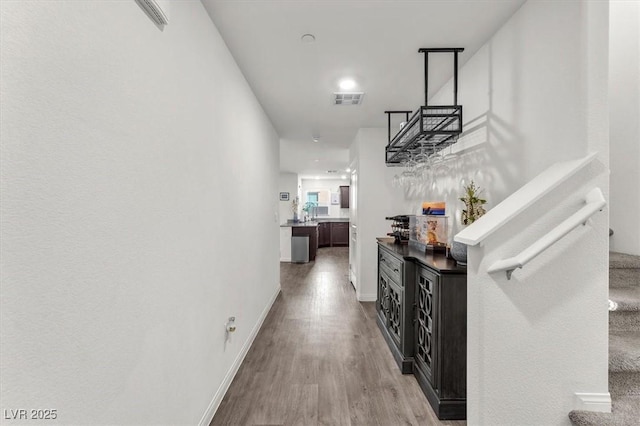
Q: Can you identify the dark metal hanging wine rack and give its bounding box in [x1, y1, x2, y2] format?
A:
[384, 48, 465, 166]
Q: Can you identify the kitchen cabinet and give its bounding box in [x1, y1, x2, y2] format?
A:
[339, 186, 350, 208]
[318, 222, 331, 247]
[376, 241, 467, 420]
[330, 222, 349, 246]
[316, 221, 350, 248]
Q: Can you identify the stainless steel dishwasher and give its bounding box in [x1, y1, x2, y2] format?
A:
[291, 235, 309, 263]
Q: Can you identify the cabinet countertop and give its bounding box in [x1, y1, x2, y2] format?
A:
[377, 240, 466, 274]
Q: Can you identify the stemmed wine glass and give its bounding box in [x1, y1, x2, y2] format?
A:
[400, 153, 418, 189]
[392, 151, 410, 188]
[429, 147, 444, 171]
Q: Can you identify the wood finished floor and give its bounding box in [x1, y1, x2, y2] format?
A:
[211, 247, 466, 426]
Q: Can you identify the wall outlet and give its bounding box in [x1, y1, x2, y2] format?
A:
[225, 317, 236, 342]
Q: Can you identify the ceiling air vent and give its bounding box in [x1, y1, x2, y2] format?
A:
[334, 92, 364, 106]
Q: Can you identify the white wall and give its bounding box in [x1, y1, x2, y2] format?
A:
[278, 172, 298, 224]
[300, 178, 350, 218]
[279, 227, 292, 262]
[278, 173, 298, 262]
[426, 1, 610, 424]
[349, 128, 413, 301]
[0, 2, 280, 425]
[609, 0, 640, 255]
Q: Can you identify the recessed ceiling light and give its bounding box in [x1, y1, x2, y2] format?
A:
[312, 137, 320, 143]
[339, 78, 357, 90]
[314, 159, 319, 162]
[341, 175, 347, 179]
[346, 168, 351, 172]
[315, 176, 320, 180]
[301, 34, 316, 43]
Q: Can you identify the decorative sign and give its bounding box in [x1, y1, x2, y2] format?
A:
[422, 201, 446, 215]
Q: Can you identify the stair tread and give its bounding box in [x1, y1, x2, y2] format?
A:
[609, 287, 640, 312]
[609, 267, 640, 289]
[610, 331, 640, 373]
[569, 395, 640, 426]
[610, 252, 640, 269]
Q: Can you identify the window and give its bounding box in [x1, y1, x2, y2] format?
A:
[304, 190, 330, 216]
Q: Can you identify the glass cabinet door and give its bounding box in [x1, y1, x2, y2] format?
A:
[415, 267, 438, 387]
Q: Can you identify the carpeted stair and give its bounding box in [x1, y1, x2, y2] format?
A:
[569, 252, 640, 426]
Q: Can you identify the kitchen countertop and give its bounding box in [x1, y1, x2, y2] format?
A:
[280, 218, 350, 228]
[280, 222, 318, 228]
[377, 240, 466, 274]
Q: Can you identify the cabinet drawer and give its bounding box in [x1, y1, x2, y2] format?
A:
[379, 249, 403, 284]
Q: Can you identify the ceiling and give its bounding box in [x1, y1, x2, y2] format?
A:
[201, 0, 526, 178]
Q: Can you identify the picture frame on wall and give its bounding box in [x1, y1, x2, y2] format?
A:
[279, 192, 290, 201]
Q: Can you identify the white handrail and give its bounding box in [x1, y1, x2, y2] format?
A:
[455, 153, 598, 246]
[487, 187, 606, 280]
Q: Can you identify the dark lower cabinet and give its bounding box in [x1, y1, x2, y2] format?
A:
[376, 241, 467, 420]
[413, 264, 467, 420]
[376, 245, 415, 374]
[290, 222, 352, 260]
[317, 221, 349, 248]
[330, 222, 349, 246]
[414, 267, 437, 387]
[318, 222, 331, 247]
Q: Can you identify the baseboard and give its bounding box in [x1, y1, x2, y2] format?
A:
[198, 284, 281, 426]
[280, 257, 291, 262]
[357, 293, 377, 302]
[574, 392, 612, 413]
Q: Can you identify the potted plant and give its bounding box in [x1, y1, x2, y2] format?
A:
[302, 201, 317, 221]
[451, 181, 487, 265]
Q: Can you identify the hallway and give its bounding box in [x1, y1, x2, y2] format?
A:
[212, 247, 465, 426]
